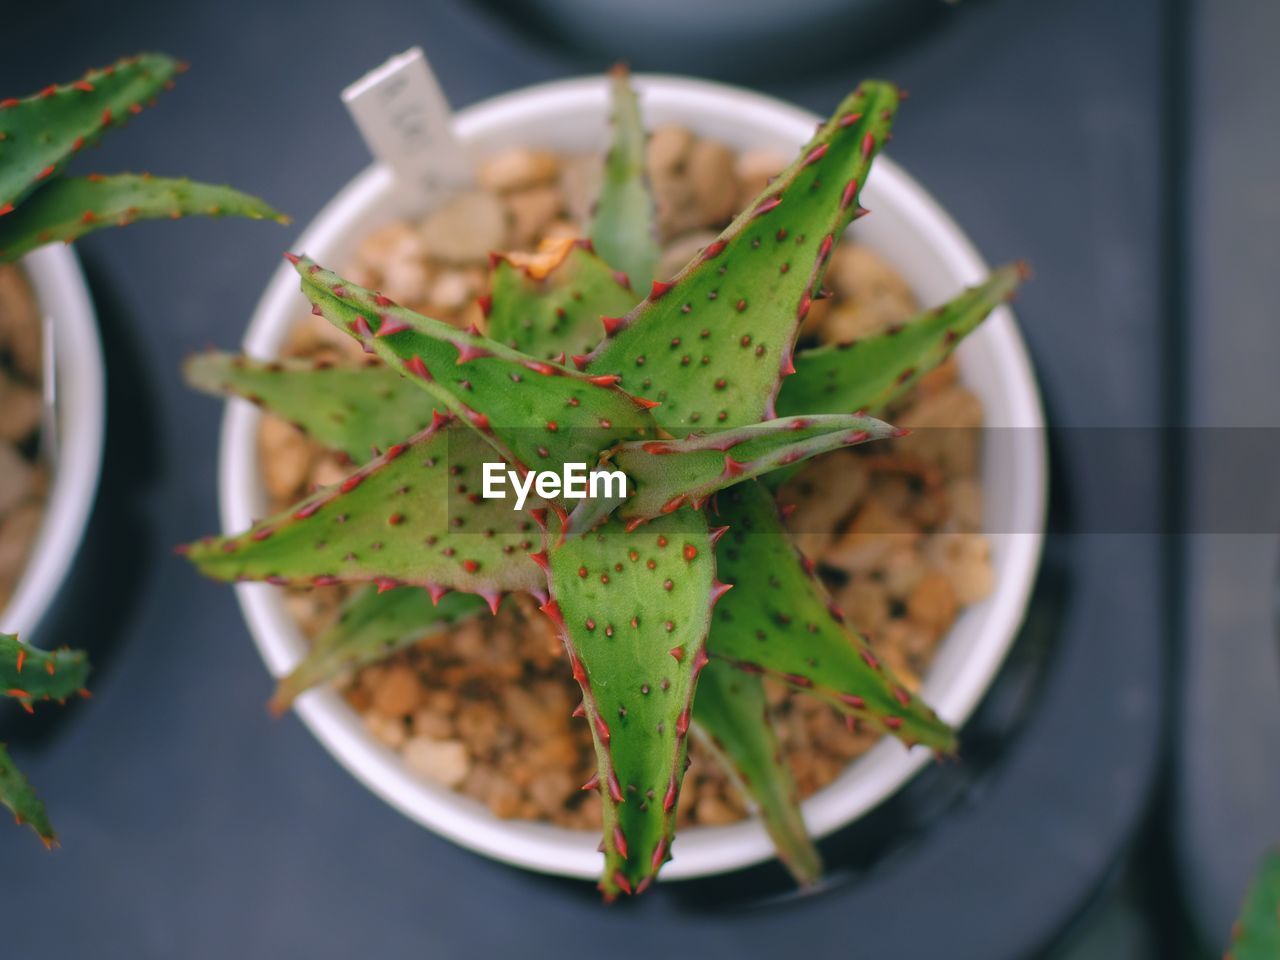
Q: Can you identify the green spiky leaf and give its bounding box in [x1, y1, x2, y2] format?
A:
[0, 632, 91, 706]
[0, 633, 90, 848]
[710, 482, 954, 752]
[586, 81, 899, 430]
[612, 413, 897, 523]
[692, 660, 821, 886]
[485, 241, 638, 360]
[270, 586, 486, 714]
[587, 66, 659, 293]
[541, 513, 719, 898]
[184, 352, 432, 464]
[293, 255, 655, 483]
[185, 415, 549, 607]
[0, 743, 56, 848]
[0, 174, 288, 262]
[779, 264, 1026, 418]
[0, 53, 181, 212]
[1227, 850, 1280, 960]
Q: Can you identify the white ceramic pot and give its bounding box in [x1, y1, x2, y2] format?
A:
[1, 247, 105, 641]
[221, 75, 1047, 882]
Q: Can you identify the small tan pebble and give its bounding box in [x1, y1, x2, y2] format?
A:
[909, 485, 950, 529]
[427, 270, 473, 313]
[403, 737, 471, 788]
[356, 220, 426, 269]
[874, 622, 926, 690]
[836, 579, 890, 635]
[379, 256, 432, 305]
[657, 230, 719, 279]
[526, 768, 574, 814]
[898, 385, 983, 430]
[449, 619, 486, 660]
[0, 499, 42, 587]
[928, 533, 994, 605]
[0, 443, 35, 515]
[479, 148, 560, 193]
[822, 245, 918, 342]
[370, 663, 425, 716]
[419, 190, 507, 265]
[343, 684, 372, 713]
[455, 700, 503, 755]
[505, 185, 564, 249]
[541, 219, 580, 243]
[896, 387, 983, 475]
[423, 688, 458, 715]
[483, 775, 523, 819]
[780, 449, 869, 557]
[946, 478, 984, 533]
[823, 497, 918, 574]
[0, 266, 42, 381]
[575, 791, 602, 829]
[257, 415, 313, 500]
[762, 677, 790, 707]
[558, 153, 603, 226]
[365, 712, 408, 748]
[686, 138, 738, 227]
[906, 570, 958, 634]
[0, 374, 40, 442]
[310, 454, 351, 490]
[734, 147, 788, 206]
[646, 125, 695, 176]
[881, 545, 927, 599]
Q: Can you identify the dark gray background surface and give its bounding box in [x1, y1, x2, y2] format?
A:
[2, 0, 1257, 957]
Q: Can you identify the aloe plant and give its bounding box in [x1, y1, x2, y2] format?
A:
[0, 633, 90, 847]
[0, 52, 286, 262]
[185, 69, 1023, 897]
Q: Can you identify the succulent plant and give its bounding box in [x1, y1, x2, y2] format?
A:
[0, 632, 90, 847]
[0, 52, 286, 262]
[184, 69, 1024, 897]
[1226, 849, 1280, 960]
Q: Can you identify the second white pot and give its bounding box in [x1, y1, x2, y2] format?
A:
[219, 74, 1047, 882]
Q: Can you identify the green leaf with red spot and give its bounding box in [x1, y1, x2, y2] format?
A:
[485, 241, 638, 361]
[585, 80, 900, 430]
[587, 65, 659, 293]
[1226, 850, 1280, 960]
[612, 413, 897, 523]
[709, 482, 954, 752]
[293, 255, 655, 484]
[0, 633, 90, 848]
[0, 53, 181, 213]
[0, 632, 91, 707]
[541, 513, 721, 898]
[270, 587, 486, 714]
[185, 352, 433, 464]
[184, 415, 550, 608]
[0, 743, 57, 848]
[692, 659, 821, 886]
[0, 174, 287, 262]
[779, 263, 1027, 418]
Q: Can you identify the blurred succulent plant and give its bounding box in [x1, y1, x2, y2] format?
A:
[185, 67, 1022, 897]
[0, 632, 89, 846]
[0, 52, 285, 263]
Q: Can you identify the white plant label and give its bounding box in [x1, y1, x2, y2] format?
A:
[341, 47, 472, 215]
[482, 463, 628, 511]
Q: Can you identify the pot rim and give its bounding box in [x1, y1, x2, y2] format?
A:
[221, 72, 1047, 882]
[1, 246, 105, 643]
